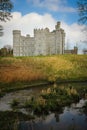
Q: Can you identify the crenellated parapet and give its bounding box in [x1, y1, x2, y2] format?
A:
[34, 27, 49, 35]
[55, 21, 61, 30]
[13, 21, 66, 56]
[13, 30, 21, 35]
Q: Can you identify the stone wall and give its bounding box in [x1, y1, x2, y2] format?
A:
[13, 22, 65, 56]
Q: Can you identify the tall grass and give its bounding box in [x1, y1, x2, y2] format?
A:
[0, 57, 46, 83]
[0, 55, 87, 83]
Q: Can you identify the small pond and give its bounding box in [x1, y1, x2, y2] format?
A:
[0, 85, 46, 111]
[18, 99, 87, 130]
[0, 82, 87, 130]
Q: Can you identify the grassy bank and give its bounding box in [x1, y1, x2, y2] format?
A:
[0, 55, 87, 95]
[0, 55, 87, 82]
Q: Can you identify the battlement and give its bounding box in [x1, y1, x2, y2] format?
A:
[13, 30, 21, 35]
[13, 21, 65, 56]
[55, 21, 61, 30]
[34, 27, 49, 34]
[26, 34, 30, 37]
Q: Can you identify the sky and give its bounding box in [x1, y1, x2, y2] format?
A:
[0, 0, 87, 53]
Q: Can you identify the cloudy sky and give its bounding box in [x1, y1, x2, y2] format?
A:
[0, 0, 87, 53]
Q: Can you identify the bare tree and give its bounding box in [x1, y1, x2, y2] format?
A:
[77, 0, 87, 48]
[0, 0, 13, 36]
[77, 0, 87, 25]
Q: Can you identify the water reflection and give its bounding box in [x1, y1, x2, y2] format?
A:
[0, 82, 87, 130]
[17, 98, 87, 130]
[0, 86, 46, 111]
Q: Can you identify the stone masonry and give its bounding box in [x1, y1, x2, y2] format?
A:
[13, 22, 65, 56]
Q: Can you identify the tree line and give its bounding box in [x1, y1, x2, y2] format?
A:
[0, 45, 13, 56]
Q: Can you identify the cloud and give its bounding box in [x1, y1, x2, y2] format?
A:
[61, 22, 87, 52]
[0, 12, 56, 47]
[0, 11, 86, 53]
[27, 0, 76, 12]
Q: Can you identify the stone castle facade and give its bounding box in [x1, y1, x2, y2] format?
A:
[13, 22, 65, 56]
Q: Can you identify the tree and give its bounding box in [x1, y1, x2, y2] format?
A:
[0, 0, 13, 36]
[0, 0, 13, 22]
[4, 44, 12, 50]
[77, 0, 87, 46]
[0, 45, 13, 56]
[0, 47, 7, 56]
[77, 0, 87, 25]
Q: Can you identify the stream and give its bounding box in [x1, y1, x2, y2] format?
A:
[0, 82, 87, 130]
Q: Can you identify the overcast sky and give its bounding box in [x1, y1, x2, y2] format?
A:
[0, 0, 87, 53]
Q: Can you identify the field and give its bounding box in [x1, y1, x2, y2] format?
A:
[0, 55, 87, 84]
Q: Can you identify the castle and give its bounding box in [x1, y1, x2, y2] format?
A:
[13, 22, 65, 56]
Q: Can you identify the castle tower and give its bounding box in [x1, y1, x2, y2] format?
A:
[61, 30, 65, 54]
[13, 21, 65, 56]
[13, 30, 21, 56]
[55, 21, 61, 30]
[55, 22, 65, 54]
[34, 28, 48, 56]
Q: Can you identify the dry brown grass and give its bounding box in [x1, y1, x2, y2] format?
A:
[0, 66, 45, 83]
[0, 57, 46, 83]
[0, 55, 87, 83]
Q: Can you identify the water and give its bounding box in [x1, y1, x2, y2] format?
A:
[0, 85, 46, 111]
[17, 98, 87, 130]
[0, 82, 87, 130]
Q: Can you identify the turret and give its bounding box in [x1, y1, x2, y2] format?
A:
[13, 30, 21, 56]
[55, 21, 61, 30]
[55, 22, 65, 54]
[13, 30, 21, 35]
[74, 46, 78, 54]
[13, 30, 21, 45]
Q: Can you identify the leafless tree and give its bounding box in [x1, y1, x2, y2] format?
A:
[77, 0, 87, 25]
[77, 0, 87, 47]
[0, 0, 13, 36]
